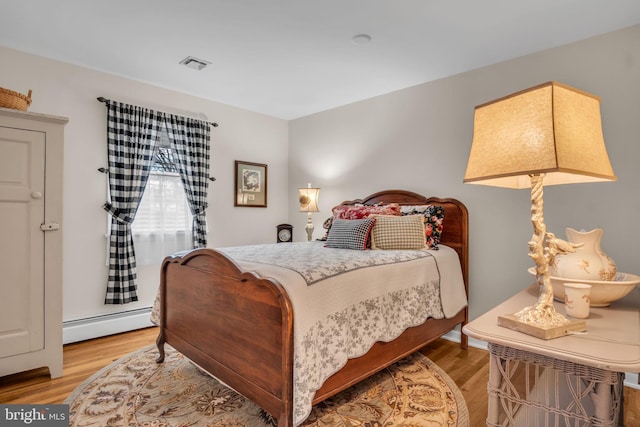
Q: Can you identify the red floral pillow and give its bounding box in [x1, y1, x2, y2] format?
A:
[400, 205, 445, 249]
[332, 203, 401, 220]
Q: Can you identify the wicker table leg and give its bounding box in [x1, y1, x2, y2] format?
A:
[487, 352, 504, 426]
[487, 343, 623, 427]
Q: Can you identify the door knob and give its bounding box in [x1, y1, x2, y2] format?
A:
[31, 191, 43, 199]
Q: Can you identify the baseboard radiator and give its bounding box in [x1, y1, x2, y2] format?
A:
[62, 307, 156, 344]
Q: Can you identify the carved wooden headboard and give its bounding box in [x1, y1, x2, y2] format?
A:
[341, 189, 469, 296]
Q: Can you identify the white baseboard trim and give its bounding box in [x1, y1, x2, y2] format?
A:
[442, 329, 488, 350]
[441, 330, 639, 390]
[626, 372, 640, 390]
[63, 308, 155, 344]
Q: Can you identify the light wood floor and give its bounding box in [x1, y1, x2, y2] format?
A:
[0, 327, 637, 426]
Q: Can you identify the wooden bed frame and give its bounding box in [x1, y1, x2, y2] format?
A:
[156, 189, 469, 426]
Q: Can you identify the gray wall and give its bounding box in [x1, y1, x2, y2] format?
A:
[289, 24, 640, 321]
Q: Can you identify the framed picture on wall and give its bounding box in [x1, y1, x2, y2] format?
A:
[234, 160, 267, 207]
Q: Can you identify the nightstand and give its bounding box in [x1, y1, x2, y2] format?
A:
[463, 284, 640, 426]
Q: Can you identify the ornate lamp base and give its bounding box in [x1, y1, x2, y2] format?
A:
[498, 174, 587, 340]
[498, 314, 586, 340]
[305, 212, 314, 242]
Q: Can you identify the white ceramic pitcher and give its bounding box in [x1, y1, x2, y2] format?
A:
[549, 228, 616, 281]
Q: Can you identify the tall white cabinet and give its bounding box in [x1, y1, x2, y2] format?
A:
[0, 107, 67, 378]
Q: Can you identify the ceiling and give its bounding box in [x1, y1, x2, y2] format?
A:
[2, 1, 640, 120]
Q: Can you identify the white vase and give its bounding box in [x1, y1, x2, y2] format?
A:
[549, 228, 616, 281]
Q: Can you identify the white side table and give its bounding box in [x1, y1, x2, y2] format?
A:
[463, 285, 640, 426]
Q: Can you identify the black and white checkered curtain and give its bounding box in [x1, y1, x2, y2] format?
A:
[103, 101, 163, 304]
[165, 114, 211, 248]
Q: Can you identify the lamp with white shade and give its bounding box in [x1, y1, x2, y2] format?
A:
[464, 81, 617, 339]
[299, 184, 320, 241]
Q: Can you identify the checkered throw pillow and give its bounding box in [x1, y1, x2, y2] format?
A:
[370, 214, 427, 250]
[325, 218, 376, 250]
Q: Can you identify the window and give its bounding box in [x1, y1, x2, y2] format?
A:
[131, 132, 193, 265]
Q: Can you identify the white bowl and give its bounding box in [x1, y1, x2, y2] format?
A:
[527, 267, 640, 307]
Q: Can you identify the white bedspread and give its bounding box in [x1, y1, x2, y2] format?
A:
[219, 241, 432, 285]
[222, 241, 467, 425]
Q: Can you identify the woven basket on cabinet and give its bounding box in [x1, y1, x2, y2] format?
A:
[0, 88, 32, 111]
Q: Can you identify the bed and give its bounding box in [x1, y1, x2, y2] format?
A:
[155, 189, 469, 426]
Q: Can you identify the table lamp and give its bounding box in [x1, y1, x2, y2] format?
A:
[299, 184, 320, 241]
[464, 81, 616, 339]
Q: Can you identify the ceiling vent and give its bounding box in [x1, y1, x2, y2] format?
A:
[179, 56, 211, 71]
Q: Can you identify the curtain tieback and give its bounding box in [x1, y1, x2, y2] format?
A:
[103, 202, 134, 225]
[192, 203, 208, 216]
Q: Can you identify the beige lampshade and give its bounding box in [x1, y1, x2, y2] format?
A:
[298, 186, 320, 212]
[464, 81, 616, 188]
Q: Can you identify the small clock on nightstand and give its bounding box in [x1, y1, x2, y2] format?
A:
[276, 224, 293, 243]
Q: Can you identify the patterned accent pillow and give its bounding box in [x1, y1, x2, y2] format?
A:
[369, 215, 427, 250]
[332, 203, 401, 220]
[325, 218, 376, 250]
[318, 216, 334, 241]
[400, 205, 445, 250]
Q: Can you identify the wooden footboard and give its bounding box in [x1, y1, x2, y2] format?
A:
[156, 190, 469, 427]
[156, 249, 295, 425]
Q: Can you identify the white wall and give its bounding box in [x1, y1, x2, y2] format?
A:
[2, 23, 638, 339]
[289, 24, 640, 321]
[0, 46, 289, 332]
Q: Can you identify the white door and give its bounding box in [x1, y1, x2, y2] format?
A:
[0, 126, 45, 358]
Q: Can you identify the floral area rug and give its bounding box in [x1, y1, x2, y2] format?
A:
[65, 345, 469, 426]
